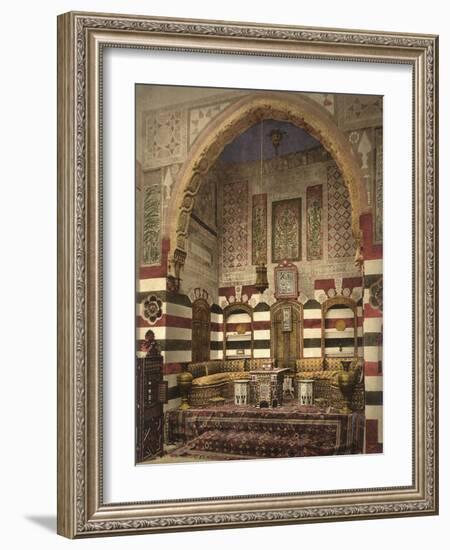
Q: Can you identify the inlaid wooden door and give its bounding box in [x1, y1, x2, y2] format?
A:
[271, 302, 302, 369]
[192, 299, 211, 362]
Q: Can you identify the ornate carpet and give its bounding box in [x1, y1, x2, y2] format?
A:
[166, 403, 364, 461]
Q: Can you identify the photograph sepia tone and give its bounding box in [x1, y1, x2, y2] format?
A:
[135, 85, 383, 464]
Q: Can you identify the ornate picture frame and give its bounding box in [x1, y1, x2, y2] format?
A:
[57, 11, 438, 538]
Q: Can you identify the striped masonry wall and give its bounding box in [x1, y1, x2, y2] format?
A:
[210, 304, 224, 360]
[303, 299, 324, 358]
[360, 213, 383, 453]
[137, 276, 192, 412]
[138, 256, 382, 451]
[252, 302, 272, 359]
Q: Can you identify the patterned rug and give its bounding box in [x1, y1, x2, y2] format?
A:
[166, 403, 364, 460]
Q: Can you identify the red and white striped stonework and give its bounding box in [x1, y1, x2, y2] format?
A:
[137, 242, 383, 452]
[360, 213, 383, 453]
[137, 275, 193, 411]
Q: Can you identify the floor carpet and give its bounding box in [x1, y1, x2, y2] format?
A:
[166, 402, 364, 461]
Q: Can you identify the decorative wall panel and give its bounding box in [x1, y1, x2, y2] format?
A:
[327, 165, 355, 259]
[142, 184, 162, 266]
[192, 172, 217, 233]
[306, 185, 323, 260]
[188, 100, 231, 146]
[144, 109, 187, 169]
[271, 198, 302, 262]
[373, 127, 383, 244]
[303, 92, 335, 115]
[222, 180, 249, 269]
[252, 194, 267, 265]
[336, 95, 383, 131]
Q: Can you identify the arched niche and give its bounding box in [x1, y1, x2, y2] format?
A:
[165, 91, 365, 275]
[223, 303, 254, 359]
[321, 297, 358, 357]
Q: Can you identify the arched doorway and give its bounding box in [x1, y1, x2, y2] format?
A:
[191, 299, 211, 363]
[271, 302, 303, 370]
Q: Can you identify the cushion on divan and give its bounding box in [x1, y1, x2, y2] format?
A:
[205, 363, 223, 376]
[191, 373, 231, 386]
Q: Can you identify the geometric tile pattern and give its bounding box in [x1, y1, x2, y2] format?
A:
[327, 165, 355, 258]
[222, 180, 249, 269]
[144, 109, 187, 169]
[188, 101, 231, 146]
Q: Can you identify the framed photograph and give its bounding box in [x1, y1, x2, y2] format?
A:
[57, 11, 438, 538]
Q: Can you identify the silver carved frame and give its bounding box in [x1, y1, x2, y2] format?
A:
[57, 11, 439, 538]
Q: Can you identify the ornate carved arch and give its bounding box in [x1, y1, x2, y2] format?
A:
[166, 91, 365, 276]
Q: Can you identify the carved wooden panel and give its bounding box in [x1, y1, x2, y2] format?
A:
[271, 303, 302, 369]
[192, 299, 211, 363]
[135, 356, 165, 463]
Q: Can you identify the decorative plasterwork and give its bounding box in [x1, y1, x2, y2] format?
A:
[141, 184, 162, 266]
[143, 108, 188, 170]
[142, 295, 163, 324]
[188, 287, 213, 305]
[303, 92, 335, 115]
[336, 95, 383, 131]
[188, 100, 232, 146]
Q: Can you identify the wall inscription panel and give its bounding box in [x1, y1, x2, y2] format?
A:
[142, 184, 162, 266]
[252, 194, 267, 265]
[306, 184, 323, 260]
[271, 198, 302, 262]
